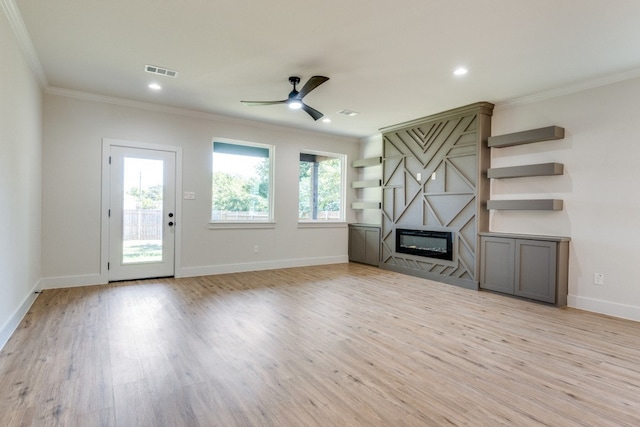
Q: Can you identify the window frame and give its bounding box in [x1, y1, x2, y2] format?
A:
[209, 138, 275, 229]
[297, 149, 346, 224]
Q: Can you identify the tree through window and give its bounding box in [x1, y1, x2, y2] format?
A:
[211, 140, 273, 222]
[299, 151, 344, 221]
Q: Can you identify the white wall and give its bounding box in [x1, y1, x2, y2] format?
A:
[491, 76, 640, 321]
[0, 10, 42, 348]
[41, 93, 359, 286]
[358, 77, 640, 321]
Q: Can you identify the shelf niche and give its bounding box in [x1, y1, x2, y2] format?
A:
[352, 157, 382, 168]
[487, 199, 563, 211]
[352, 179, 382, 189]
[351, 201, 382, 210]
[488, 126, 564, 148]
[487, 162, 564, 179]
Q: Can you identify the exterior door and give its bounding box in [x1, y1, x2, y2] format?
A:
[108, 146, 176, 281]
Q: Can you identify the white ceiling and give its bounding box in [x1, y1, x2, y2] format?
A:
[10, 0, 640, 139]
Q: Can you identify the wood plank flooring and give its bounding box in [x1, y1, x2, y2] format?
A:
[1, 263, 640, 426]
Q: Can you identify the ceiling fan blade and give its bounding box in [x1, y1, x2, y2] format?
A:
[301, 103, 324, 121]
[241, 100, 287, 106]
[296, 76, 329, 99]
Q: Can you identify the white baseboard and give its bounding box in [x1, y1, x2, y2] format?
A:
[38, 257, 348, 289]
[0, 280, 40, 351]
[568, 295, 640, 322]
[177, 255, 348, 278]
[40, 273, 106, 289]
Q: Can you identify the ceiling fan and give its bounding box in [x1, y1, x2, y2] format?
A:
[241, 76, 329, 121]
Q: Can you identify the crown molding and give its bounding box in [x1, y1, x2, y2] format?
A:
[44, 87, 359, 141]
[495, 67, 640, 111]
[1, 0, 47, 88]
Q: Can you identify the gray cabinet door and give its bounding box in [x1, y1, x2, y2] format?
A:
[363, 227, 381, 266]
[480, 237, 515, 294]
[349, 226, 366, 263]
[515, 239, 557, 303]
[349, 225, 380, 266]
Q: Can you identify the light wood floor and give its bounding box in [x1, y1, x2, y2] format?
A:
[1, 263, 640, 426]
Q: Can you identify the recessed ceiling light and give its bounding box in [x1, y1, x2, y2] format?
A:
[148, 83, 162, 90]
[322, 117, 331, 123]
[453, 67, 468, 76]
[337, 109, 359, 117]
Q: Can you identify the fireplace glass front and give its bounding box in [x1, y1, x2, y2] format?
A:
[396, 229, 453, 261]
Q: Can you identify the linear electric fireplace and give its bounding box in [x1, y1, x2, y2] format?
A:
[396, 229, 454, 261]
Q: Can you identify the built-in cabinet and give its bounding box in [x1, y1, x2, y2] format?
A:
[479, 232, 570, 306]
[348, 224, 380, 266]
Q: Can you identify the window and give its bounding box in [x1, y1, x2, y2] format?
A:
[299, 151, 345, 221]
[211, 140, 273, 223]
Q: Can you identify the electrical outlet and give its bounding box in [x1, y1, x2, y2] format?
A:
[594, 273, 604, 285]
[253, 245, 259, 254]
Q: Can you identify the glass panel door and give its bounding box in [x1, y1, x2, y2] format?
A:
[109, 146, 175, 281]
[122, 157, 164, 264]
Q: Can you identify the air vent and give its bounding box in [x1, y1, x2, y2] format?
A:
[145, 65, 178, 78]
[337, 109, 359, 117]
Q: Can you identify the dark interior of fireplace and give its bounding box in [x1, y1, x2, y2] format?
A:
[396, 229, 454, 261]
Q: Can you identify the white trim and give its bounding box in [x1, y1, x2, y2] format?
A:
[177, 256, 348, 278]
[0, 280, 40, 351]
[297, 221, 348, 229]
[1, 0, 48, 87]
[208, 222, 276, 230]
[568, 294, 640, 323]
[495, 67, 640, 111]
[101, 138, 183, 282]
[40, 274, 105, 289]
[212, 137, 276, 223]
[299, 148, 347, 222]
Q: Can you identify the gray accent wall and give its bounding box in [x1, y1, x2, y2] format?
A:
[379, 103, 493, 289]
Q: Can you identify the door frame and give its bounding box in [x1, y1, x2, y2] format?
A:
[100, 138, 183, 283]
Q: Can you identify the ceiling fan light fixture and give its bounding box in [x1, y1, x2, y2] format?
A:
[241, 76, 329, 121]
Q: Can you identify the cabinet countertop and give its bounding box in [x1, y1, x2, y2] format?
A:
[479, 231, 570, 242]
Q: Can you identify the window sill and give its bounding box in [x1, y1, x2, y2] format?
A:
[297, 221, 348, 229]
[209, 221, 276, 230]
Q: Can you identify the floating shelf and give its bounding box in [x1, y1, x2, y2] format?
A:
[351, 202, 382, 210]
[488, 126, 565, 148]
[352, 157, 382, 168]
[487, 163, 564, 179]
[487, 199, 563, 211]
[352, 179, 382, 189]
